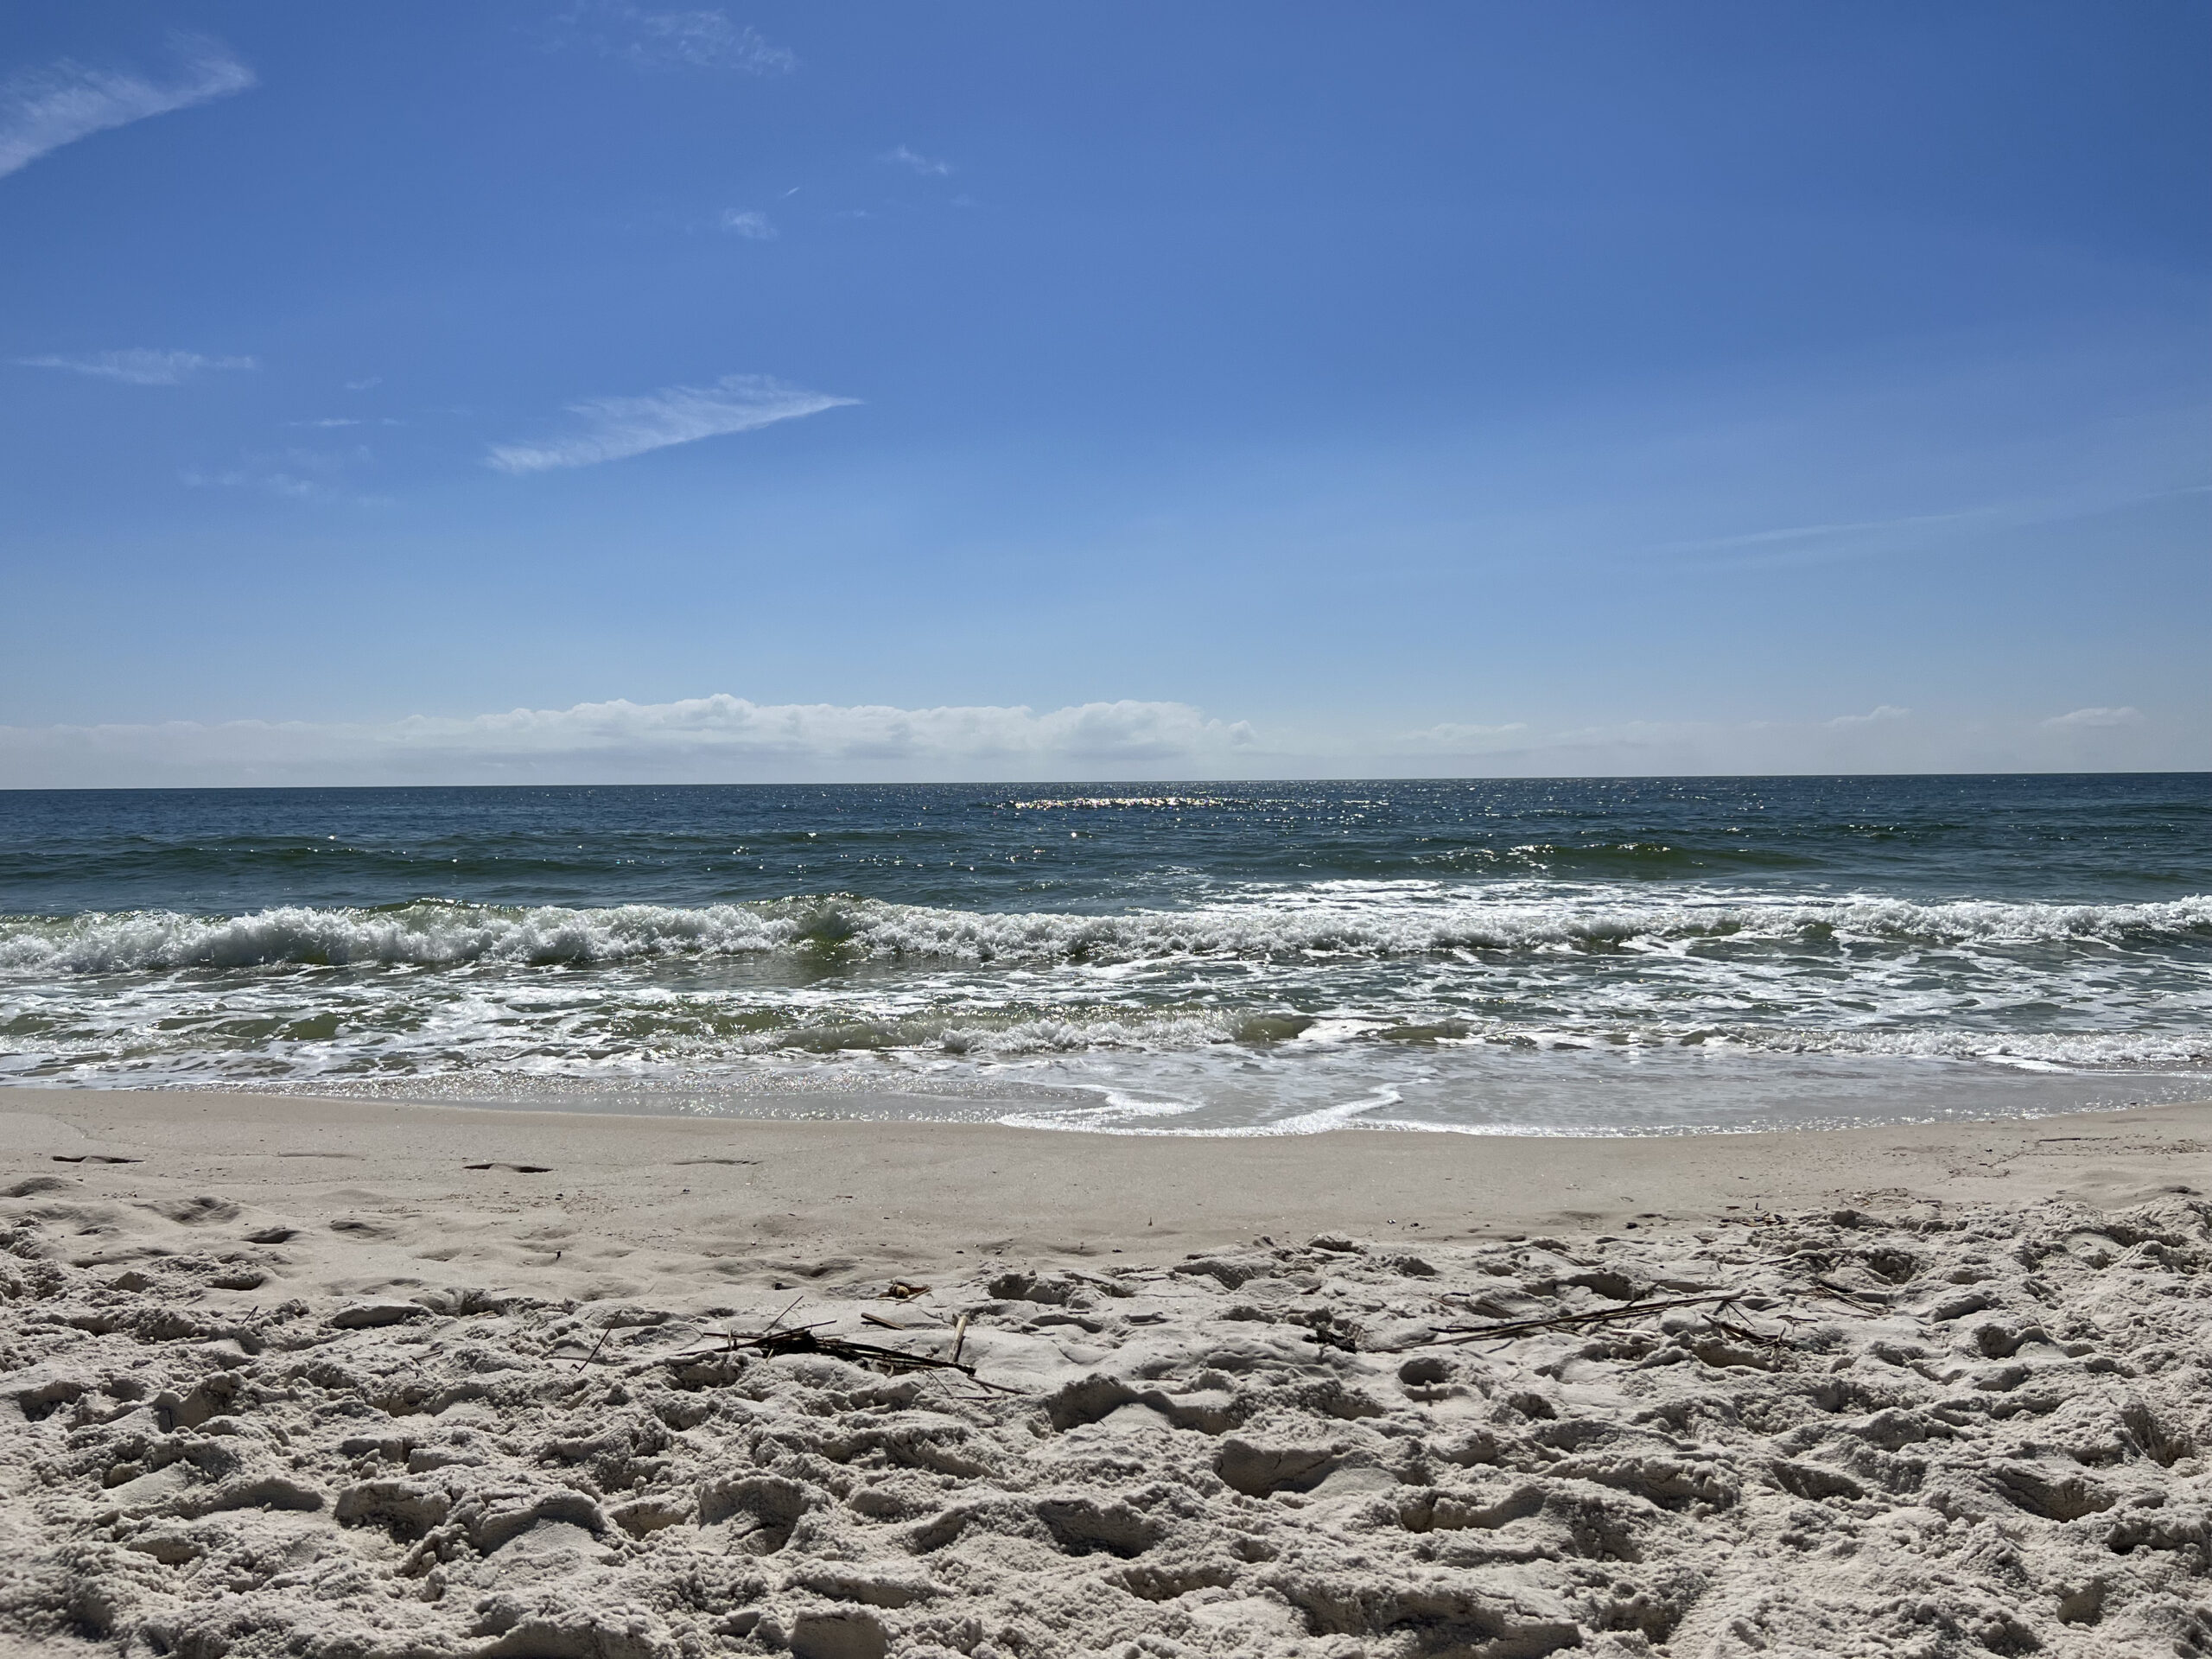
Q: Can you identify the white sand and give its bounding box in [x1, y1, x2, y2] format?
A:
[2, 1089, 2208, 1657]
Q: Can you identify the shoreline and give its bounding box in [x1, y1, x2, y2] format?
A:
[2, 1087, 2205, 1296]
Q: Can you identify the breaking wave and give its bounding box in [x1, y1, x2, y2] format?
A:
[4, 887, 2209, 976]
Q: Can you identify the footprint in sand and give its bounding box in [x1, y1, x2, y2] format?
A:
[329, 1217, 402, 1239]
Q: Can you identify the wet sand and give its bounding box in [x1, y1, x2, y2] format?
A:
[1, 1090, 2205, 1299]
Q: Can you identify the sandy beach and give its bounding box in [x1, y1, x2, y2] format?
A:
[6, 0, 2203, 1651]
[3, 1089, 2209, 1657]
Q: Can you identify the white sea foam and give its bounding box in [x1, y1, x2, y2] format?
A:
[996, 1085, 1410, 1136]
[992, 1090, 1207, 1132]
[4, 887, 2208, 975]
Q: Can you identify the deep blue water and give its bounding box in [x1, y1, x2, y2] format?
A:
[2, 775, 2207, 1133]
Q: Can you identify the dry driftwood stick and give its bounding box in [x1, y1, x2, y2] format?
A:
[950, 1312, 972, 1365]
[1806, 1277, 1889, 1316]
[574, 1328, 612, 1371]
[861, 1311, 941, 1332]
[1432, 1292, 1741, 1346]
[670, 1314, 834, 1361]
[1702, 1310, 1787, 1348]
[715, 1324, 1021, 1393]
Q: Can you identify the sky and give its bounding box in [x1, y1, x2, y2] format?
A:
[1, 1, 2206, 785]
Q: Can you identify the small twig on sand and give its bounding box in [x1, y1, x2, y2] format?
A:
[688, 1320, 1020, 1394]
[1808, 1277, 1886, 1316]
[574, 1328, 611, 1371]
[1703, 1312, 1786, 1350]
[1429, 1293, 1740, 1347]
[950, 1313, 972, 1365]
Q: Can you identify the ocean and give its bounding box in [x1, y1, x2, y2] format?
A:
[1, 774, 2206, 1135]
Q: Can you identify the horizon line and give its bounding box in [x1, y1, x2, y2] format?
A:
[2, 766, 2204, 795]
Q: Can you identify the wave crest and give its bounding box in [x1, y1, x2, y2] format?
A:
[3, 888, 2208, 976]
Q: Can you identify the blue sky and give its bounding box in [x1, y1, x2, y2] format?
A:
[2, 1, 2206, 784]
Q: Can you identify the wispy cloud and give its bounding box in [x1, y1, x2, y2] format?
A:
[1655, 511, 1980, 556]
[1641, 510, 2005, 577]
[0, 696, 1260, 786]
[15, 347, 257, 386]
[2043, 706, 2145, 730]
[487, 373, 857, 474]
[180, 446, 378, 503]
[1649, 480, 2212, 575]
[342, 376, 382, 392]
[720, 208, 777, 239]
[1826, 704, 1910, 728]
[0, 35, 253, 180]
[883, 144, 952, 176]
[558, 5, 795, 73]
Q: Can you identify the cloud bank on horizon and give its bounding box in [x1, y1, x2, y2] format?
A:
[0, 696, 2171, 789]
